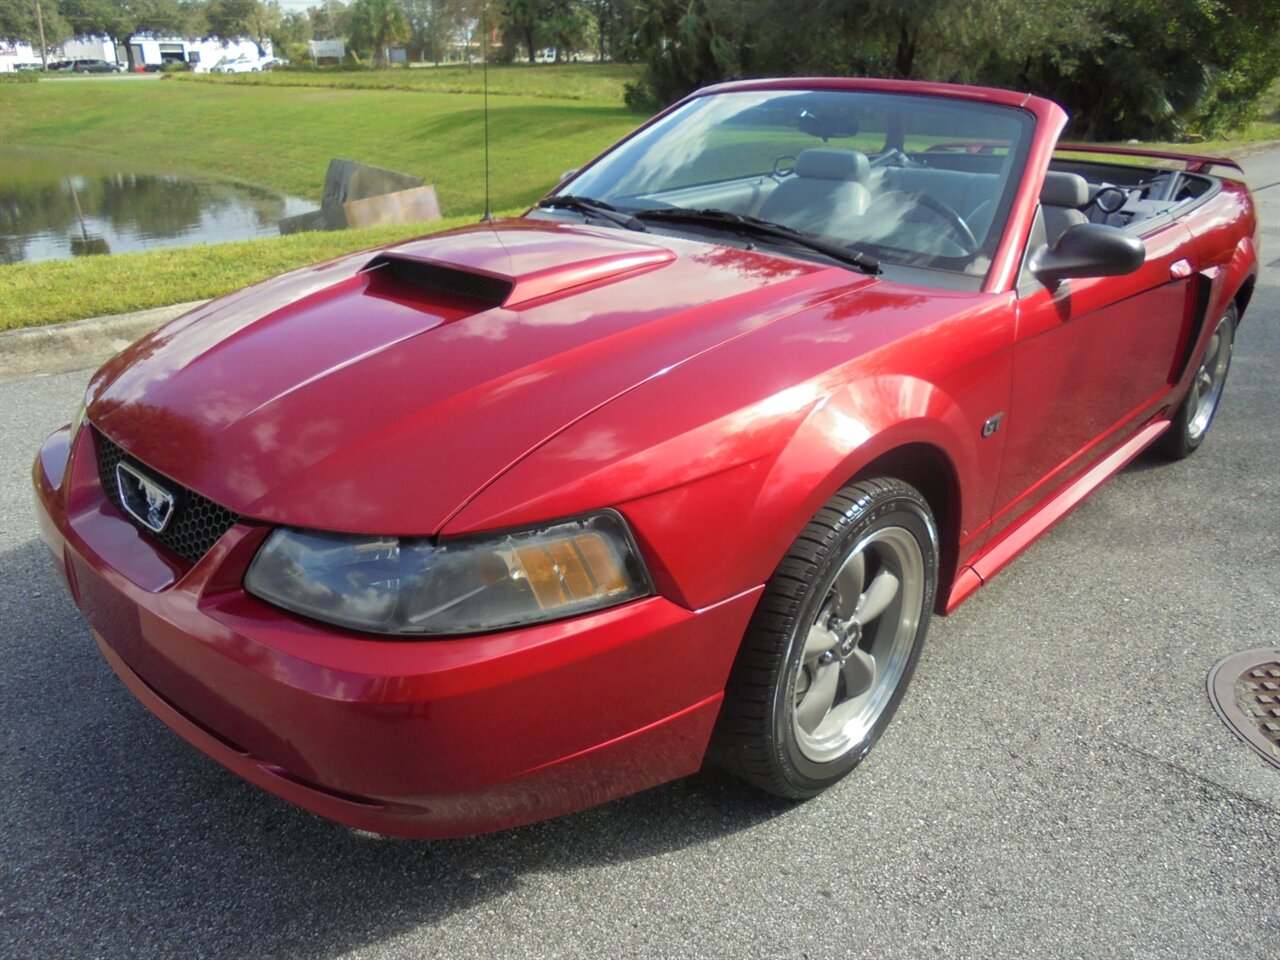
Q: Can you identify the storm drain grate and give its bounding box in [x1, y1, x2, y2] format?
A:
[1207, 648, 1280, 771]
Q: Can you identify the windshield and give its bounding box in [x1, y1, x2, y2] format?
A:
[559, 88, 1035, 277]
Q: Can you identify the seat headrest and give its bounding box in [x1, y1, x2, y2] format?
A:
[1041, 171, 1089, 209]
[795, 149, 870, 183]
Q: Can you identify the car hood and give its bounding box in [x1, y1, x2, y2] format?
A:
[87, 218, 869, 534]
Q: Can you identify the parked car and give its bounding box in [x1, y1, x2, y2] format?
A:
[210, 56, 260, 74]
[34, 77, 1259, 839]
[71, 58, 123, 73]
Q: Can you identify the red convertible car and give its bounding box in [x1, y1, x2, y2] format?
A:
[34, 78, 1258, 838]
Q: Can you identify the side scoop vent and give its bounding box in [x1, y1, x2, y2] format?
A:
[363, 254, 513, 307]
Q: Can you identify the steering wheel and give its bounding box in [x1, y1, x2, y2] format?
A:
[1090, 185, 1129, 215]
[866, 190, 979, 255]
[871, 148, 922, 169]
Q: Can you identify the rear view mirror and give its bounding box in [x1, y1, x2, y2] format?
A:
[1032, 223, 1146, 284]
[798, 109, 859, 141]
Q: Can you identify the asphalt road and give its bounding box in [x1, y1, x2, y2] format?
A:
[2, 152, 1277, 960]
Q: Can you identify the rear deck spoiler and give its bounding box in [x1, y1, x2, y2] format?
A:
[1054, 142, 1245, 176]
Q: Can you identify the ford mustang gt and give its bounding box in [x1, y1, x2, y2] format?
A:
[33, 78, 1259, 837]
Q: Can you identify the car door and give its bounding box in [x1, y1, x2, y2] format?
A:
[986, 216, 1198, 538]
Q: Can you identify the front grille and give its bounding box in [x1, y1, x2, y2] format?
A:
[94, 429, 241, 565]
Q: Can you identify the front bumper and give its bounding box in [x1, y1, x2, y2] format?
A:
[34, 425, 760, 838]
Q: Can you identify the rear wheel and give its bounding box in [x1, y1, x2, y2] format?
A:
[1156, 303, 1237, 459]
[712, 478, 937, 799]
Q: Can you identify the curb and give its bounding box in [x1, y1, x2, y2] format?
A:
[0, 300, 208, 385]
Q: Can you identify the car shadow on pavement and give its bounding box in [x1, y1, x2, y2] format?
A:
[0, 538, 792, 960]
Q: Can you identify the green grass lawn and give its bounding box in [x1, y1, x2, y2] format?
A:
[0, 69, 642, 213]
[0, 213, 514, 332]
[172, 61, 643, 102]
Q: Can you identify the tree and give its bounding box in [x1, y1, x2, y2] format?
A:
[1016, 0, 1280, 138]
[273, 9, 311, 53]
[58, 0, 132, 39]
[130, 0, 202, 35]
[501, 0, 547, 62]
[206, 0, 264, 38]
[348, 0, 409, 66]
[0, 0, 71, 47]
[402, 0, 472, 62]
[620, 0, 1280, 139]
[308, 0, 353, 40]
[624, 0, 745, 107]
[544, 0, 585, 60]
[581, 0, 636, 61]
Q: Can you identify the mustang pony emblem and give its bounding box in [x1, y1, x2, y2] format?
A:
[116, 462, 176, 533]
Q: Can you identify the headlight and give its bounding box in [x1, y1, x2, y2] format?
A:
[244, 511, 654, 636]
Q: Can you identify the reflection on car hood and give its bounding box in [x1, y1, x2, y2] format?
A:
[87, 218, 871, 534]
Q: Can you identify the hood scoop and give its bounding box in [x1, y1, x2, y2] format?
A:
[363, 224, 677, 311]
[363, 254, 513, 308]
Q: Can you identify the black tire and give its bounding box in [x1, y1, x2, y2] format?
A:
[1156, 303, 1237, 460]
[711, 477, 938, 799]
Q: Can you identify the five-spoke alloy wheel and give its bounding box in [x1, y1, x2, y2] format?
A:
[713, 477, 937, 798]
[1157, 303, 1238, 459]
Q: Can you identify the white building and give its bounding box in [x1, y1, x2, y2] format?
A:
[0, 39, 41, 72]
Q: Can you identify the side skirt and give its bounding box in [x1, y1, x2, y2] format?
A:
[945, 418, 1170, 612]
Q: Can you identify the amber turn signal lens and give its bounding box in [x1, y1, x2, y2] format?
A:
[513, 533, 631, 610]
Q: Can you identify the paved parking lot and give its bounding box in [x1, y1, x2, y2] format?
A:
[1, 152, 1276, 960]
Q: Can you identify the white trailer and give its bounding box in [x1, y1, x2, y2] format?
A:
[126, 35, 271, 71]
[59, 35, 121, 65]
[0, 40, 41, 72]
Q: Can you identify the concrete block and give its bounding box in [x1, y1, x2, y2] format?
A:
[277, 207, 332, 234]
[342, 185, 442, 229]
[322, 159, 423, 207]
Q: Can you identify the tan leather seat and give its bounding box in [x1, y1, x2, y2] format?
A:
[759, 149, 871, 236]
[1041, 171, 1089, 245]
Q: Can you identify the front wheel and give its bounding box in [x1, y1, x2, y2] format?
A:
[711, 477, 938, 799]
[1156, 303, 1237, 459]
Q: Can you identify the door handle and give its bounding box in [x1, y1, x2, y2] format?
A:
[1170, 259, 1193, 279]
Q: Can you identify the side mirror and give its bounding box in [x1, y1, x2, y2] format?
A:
[1031, 222, 1146, 284]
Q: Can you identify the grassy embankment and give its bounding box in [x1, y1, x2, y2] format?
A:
[0, 215, 509, 331]
[0, 65, 643, 332]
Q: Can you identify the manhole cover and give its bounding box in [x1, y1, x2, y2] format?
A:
[1207, 648, 1280, 771]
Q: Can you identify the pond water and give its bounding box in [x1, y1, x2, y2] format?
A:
[0, 171, 319, 264]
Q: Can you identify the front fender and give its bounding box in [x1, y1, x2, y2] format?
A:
[753, 375, 975, 550]
[449, 369, 986, 612]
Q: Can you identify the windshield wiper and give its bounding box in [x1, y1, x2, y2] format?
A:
[634, 207, 880, 274]
[537, 195, 648, 232]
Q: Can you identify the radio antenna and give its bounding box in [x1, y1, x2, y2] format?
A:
[480, 3, 492, 222]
